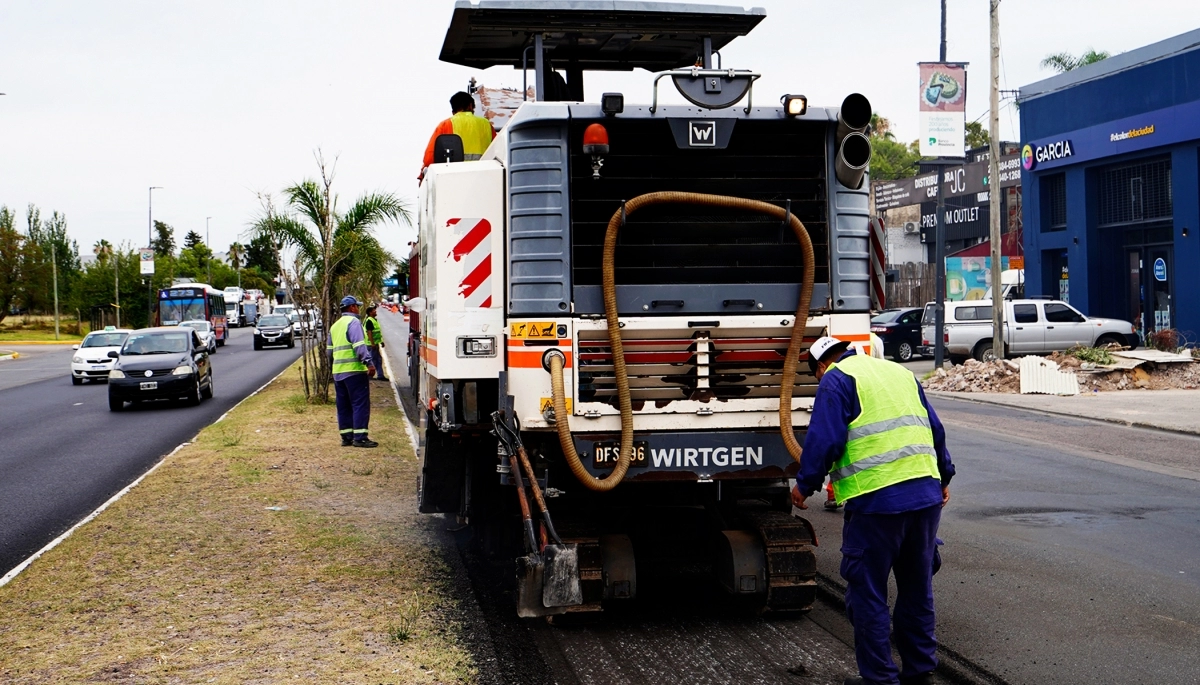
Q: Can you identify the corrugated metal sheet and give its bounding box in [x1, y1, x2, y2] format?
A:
[1019, 356, 1079, 396]
[1112, 349, 1195, 364]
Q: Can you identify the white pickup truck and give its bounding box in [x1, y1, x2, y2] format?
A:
[919, 298, 1139, 363]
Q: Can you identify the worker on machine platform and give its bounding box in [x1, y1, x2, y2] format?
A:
[419, 91, 495, 181]
[793, 336, 955, 685]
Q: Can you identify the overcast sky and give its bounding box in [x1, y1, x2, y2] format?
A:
[3, 0, 1199, 265]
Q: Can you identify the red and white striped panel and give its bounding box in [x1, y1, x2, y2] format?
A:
[868, 216, 886, 311]
[446, 218, 493, 308]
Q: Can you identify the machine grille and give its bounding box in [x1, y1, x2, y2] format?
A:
[576, 325, 822, 409]
[568, 118, 829, 289]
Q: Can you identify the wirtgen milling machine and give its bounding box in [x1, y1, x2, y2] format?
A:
[409, 1, 877, 618]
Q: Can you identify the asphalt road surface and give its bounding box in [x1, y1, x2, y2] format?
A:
[0, 327, 301, 578]
[377, 311, 1200, 684]
[0, 344, 77, 392]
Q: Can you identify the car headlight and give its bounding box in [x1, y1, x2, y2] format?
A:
[172, 365, 193, 376]
[254, 329, 261, 335]
[109, 369, 125, 379]
[73, 356, 83, 364]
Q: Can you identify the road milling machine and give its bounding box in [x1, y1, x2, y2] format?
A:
[408, 0, 879, 618]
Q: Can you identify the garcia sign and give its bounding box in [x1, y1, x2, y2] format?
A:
[1021, 139, 1074, 171]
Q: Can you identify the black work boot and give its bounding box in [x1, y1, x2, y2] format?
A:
[352, 439, 379, 448]
[900, 674, 934, 685]
[341, 438, 353, 447]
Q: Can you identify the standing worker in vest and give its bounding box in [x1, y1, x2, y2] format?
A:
[328, 296, 377, 448]
[419, 91, 496, 181]
[363, 303, 388, 382]
[792, 336, 955, 685]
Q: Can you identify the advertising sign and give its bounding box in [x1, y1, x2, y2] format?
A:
[139, 248, 155, 275]
[382, 277, 399, 287]
[944, 256, 1010, 301]
[918, 62, 967, 158]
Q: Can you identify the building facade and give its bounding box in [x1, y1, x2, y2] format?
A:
[1020, 29, 1200, 339]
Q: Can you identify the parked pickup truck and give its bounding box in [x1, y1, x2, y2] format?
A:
[918, 298, 1139, 363]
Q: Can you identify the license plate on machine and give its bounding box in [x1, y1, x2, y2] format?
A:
[140, 381, 157, 390]
[592, 441, 649, 469]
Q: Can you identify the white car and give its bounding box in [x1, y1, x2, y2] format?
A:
[71, 328, 132, 384]
[179, 320, 218, 354]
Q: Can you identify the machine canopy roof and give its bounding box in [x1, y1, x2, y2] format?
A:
[440, 0, 766, 72]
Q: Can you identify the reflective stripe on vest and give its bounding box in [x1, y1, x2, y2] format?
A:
[365, 316, 382, 345]
[827, 354, 940, 504]
[330, 315, 367, 375]
[450, 112, 494, 158]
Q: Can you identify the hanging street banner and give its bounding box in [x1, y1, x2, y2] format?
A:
[918, 62, 967, 158]
[139, 248, 155, 275]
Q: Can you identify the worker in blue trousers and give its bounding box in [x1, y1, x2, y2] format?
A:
[328, 295, 377, 448]
[793, 336, 955, 685]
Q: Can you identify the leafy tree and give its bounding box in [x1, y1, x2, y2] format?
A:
[252, 153, 409, 401]
[151, 220, 176, 257]
[227, 242, 244, 270]
[965, 121, 990, 150]
[183, 230, 204, 251]
[867, 112, 921, 181]
[93, 239, 113, 266]
[0, 206, 24, 323]
[1040, 49, 1110, 73]
[244, 233, 281, 279]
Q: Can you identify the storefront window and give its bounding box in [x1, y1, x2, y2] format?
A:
[1041, 173, 1066, 232]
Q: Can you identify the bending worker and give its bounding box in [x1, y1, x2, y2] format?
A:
[793, 336, 955, 685]
[363, 303, 388, 382]
[328, 295, 377, 448]
[419, 91, 495, 180]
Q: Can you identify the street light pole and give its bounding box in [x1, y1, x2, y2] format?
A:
[149, 186, 162, 325]
[989, 0, 1005, 362]
[206, 216, 213, 285]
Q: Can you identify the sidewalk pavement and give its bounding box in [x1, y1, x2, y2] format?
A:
[927, 389, 1200, 436]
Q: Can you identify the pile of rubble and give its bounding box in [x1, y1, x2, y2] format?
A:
[922, 351, 1200, 394]
[923, 358, 1021, 393]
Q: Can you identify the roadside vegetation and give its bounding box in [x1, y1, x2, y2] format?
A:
[0, 364, 476, 684]
[0, 314, 88, 342]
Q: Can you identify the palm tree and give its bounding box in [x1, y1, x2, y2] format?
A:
[227, 242, 244, 270]
[252, 153, 410, 400]
[93, 239, 113, 266]
[1040, 49, 1111, 73]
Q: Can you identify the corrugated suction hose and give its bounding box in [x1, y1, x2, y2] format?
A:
[549, 192, 815, 492]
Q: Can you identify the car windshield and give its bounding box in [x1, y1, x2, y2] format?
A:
[82, 332, 128, 348]
[921, 304, 936, 325]
[179, 321, 211, 332]
[259, 315, 289, 327]
[122, 332, 190, 355]
[871, 310, 905, 324]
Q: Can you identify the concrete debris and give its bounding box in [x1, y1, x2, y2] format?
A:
[922, 351, 1200, 394]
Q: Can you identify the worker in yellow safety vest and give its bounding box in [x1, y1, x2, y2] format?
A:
[328, 296, 377, 448]
[420, 91, 496, 180]
[791, 336, 955, 685]
[363, 303, 388, 382]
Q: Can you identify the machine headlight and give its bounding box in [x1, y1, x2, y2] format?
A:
[73, 356, 84, 364]
[172, 365, 193, 376]
[109, 369, 125, 379]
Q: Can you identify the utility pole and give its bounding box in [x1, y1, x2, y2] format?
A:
[206, 216, 212, 285]
[52, 245, 60, 340]
[114, 251, 120, 328]
[148, 186, 162, 324]
[940, 0, 947, 61]
[989, 0, 1004, 361]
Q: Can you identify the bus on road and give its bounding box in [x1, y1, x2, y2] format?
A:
[155, 283, 229, 346]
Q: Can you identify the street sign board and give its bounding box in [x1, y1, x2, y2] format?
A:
[139, 248, 155, 275]
[382, 278, 399, 287]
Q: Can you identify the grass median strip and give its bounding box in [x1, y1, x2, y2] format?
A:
[0, 364, 477, 683]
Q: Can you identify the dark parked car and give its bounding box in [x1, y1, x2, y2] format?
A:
[253, 314, 294, 350]
[107, 327, 213, 411]
[871, 307, 925, 362]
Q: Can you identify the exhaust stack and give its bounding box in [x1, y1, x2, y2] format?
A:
[834, 93, 872, 189]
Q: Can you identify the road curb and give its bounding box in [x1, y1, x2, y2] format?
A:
[0, 352, 18, 360]
[928, 391, 1200, 438]
[380, 335, 420, 455]
[0, 361, 295, 589]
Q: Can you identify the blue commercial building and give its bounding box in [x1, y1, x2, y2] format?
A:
[1020, 29, 1200, 340]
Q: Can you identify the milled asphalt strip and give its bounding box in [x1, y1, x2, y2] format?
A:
[380, 337, 420, 455]
[0, 362, 296, 588]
